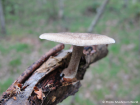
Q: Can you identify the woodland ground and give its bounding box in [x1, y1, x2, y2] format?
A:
[0, 0, 140, 105]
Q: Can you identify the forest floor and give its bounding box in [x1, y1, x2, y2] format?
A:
[0, 0, 140, 105]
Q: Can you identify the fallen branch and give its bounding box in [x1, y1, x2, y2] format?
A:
[0, 44, 108, 105]
[0, 44, 64, 102]
[17, 43, 65, 83]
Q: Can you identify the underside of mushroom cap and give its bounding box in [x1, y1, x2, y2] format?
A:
[39, 32, 115, 46]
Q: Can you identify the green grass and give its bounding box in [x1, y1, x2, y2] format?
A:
[0, 78, 13, 94]
[133, 95, 140, 105]
[10, 43, 30, 52]
[0, 0, 140, 104]
[0, 42, 31, 55]
[9, 57, 21, 67]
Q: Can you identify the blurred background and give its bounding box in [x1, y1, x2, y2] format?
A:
[0, 0, 140, 105]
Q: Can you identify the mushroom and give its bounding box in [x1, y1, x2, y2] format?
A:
[39, 32, 115, 82]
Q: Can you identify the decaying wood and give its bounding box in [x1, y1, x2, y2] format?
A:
[17, 43, 65, 83]
[0, 44, 108, 105]
[0, 44, 64, 103]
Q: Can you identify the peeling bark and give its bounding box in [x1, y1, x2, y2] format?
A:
[0, 44, 108, 105]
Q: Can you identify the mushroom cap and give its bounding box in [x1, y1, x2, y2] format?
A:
[39, 32, 115, 46]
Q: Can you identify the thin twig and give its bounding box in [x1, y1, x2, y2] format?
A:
[87, 0, 110, 33]
[1, 43, 64, 100]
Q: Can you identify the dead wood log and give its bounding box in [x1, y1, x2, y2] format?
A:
[0, 44, 108, 105]
[0, 44, 64, 103]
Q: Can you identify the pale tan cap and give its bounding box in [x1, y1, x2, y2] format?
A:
[39, 32, 115, 46]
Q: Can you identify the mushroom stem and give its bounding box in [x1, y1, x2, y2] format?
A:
[62, 45, 84, 78]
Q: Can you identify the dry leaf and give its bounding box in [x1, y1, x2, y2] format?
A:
[34, 86, 45, 100]
[51, 96, 56, 102]
[12, 96, 17, 100]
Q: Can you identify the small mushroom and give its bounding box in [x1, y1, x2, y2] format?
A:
[39, 32, 115, 82]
